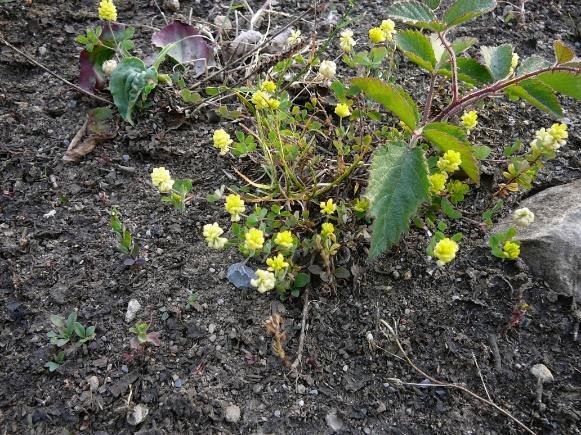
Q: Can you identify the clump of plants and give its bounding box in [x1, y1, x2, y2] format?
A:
[129, 322, 161, 351]
[47, 311, 96, 347]
[110, 207, 144, 267]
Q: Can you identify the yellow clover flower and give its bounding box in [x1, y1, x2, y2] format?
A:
[267, 98, 280, 110]
[261, 80, 277, 93]
[340, 29, 356, 52]
[98, 0, 117, 22]
[203, 223, 228, 249]
[548, 123, 568, 147]
[244, 228, 265, 252]
[461, 110, 478, 131]
[436, 150, 462, 173]
[320, 198, 337, 215]
[251, 90, 270, 110]
[251, 269, 276, 293]
[213, 129, 233, 155]
[369, 27, 386, 44]
[380, 19, 396, 40]
[224, 194, 245, 222]
[266, 253, 289, 272]
[353, 197, 370, 213]
[335, 102, 351, 118]
[151, 167, 174, 193]
[429, 172, 448, 194]
[274, 231, 294, 250]
[509, 52, 519, 74]
[502, 241, 520, 260]
[319, 60, 337, 80]
[321, 222, 335, 237]
[433, 238, 459, 266]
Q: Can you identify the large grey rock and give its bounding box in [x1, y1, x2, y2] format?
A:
[497, 179, 581, 300]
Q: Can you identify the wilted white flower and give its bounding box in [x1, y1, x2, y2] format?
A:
[318, 60, 337, 80]
[513, 207, 535, 226]
[102, 59, 118, 76]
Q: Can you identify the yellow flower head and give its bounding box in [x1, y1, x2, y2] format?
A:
[461, 110, 478, 131]
[321, 222, 335, 237]
[340, 29, 356, 52]
[261, 80, 277, 93]
[510, 52, 519, 74]
[267, 98, 280, 110]
[353, 197, 370, 213]
[266, 253, 289, 272]
[213, 129, 233, 155]
[251, 269, 276, 293]
[224, 194, 245, 222]
[244, 228, 265, 252]
[98, 0, 117, 22]
[287, 29, 302, 46]
[320, 198, 337, 215]
[429, 172, 448, 194]
[437, 150, 462, 173]
[548, 123, 568, 147]
[380, 19, 396, 39]
[203, 223, 228, 249]
[433, 238, 459, 266]
[369, 27, 386, 44]
[335, 102, 351, 118]
[502, 241, 520, 260]
[274, 231, 294, 250]
[151, 167, 174, 193]
[251, 90, 270, 110]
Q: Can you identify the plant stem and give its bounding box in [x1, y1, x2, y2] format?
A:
[438, 32, 459, 102]
[421, 73, 438, 123]
[433, 65, 580, 122]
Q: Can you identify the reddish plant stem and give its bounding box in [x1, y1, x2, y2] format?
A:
[432, 65, 580, 123]
[438, 32, 458, 102]
[421, 73, 438, 123]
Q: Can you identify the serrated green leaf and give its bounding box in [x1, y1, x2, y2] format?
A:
[432, 35, 478, 66]
[506, 79, 563, 117]
[395, 30, 436, 71]
[422, 122, 480, 184]
[109, 57, 159, 125]
[439, 57, 493, 84]
[366, 142, 429, 258]
[443, 0, 497, 27]
[554, 40, 575, 64]
[424, 0, 441, 8]
[387, 1, 447, 31]
[516, 55, 551, 76]
[537, 71, 581, 99]
[351, 77, 419, 129]
[481, 44, 513, 81]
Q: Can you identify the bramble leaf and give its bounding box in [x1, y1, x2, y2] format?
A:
[395, 30, 437, 71]
[423, 122, 480, 184]
[443, 0, 497, 27]
[387, 1, 446, 31]
[352, 77, 420, 129]
[366, 142, 429, 258]
[481, 44, 513, 81]
[439, 57, 493, 84]
[516, 55, 551, 76]
[109, 57, 159, 125]
[505, 79, 563, 117]
[423, 0, 441, 8]
[537, 71, 581, 100]
[554, 40, 575, 64]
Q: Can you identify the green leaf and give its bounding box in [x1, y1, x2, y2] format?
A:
[451, 36, 479, 54]
[173, 179, 193, 196]
[366, 142, 429, 258]
[505, 79, 563, 117]
[351, 77, 419, 129]
[480, 44, 513, 81]
[422, 122, 480, 184]
[554, 40, 575, 64]
[50, 315, 65, 329]
[387, 1, 446, 31]
[472, 145, 491, 159]
[516, 55, 551, 76]
[109, 57, 159, 125]
[424, 0, 441, 8]
[395, 30, 436, 71]
[537, 71, 581, 99]
[441, 197, 462, 219]
[489, 227, 516, 258]
[443, 0, 497, 27]
[293, 272, 310, 288]
[440, 57, 493, 85]
[180, 89, 202, 104]
[482, 199, 503, 226]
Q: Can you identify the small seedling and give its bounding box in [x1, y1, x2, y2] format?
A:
[185, 291, 199, 310]
[129, 322, 161, 350]
[45, 351, 65, 372]
[111, 207, 144, 267]
[47, 311, 96, 347]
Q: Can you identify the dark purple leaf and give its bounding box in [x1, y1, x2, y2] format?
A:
[147, 331, 161, 346]
[151, 21, 214, 74]
[79, 46, 115, 92]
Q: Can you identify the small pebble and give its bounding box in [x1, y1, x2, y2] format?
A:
[342, 365, 348, 372]
[208, 323, 216, 334]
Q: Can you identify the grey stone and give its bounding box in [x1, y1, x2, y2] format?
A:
[496, 179, 581, 300]
[325, 412, 343, 431]
[224, 404, 241, 423]
[125, 299, 141, 323]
